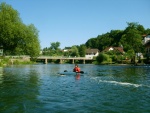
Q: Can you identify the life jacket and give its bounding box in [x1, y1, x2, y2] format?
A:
[73, 67, 80, 72]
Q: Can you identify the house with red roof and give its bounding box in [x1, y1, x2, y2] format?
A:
[102, 47, 124, 54]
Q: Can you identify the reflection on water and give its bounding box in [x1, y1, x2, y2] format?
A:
[0, 64, 150, 113]
[0, 65, 41, 113]
[75, 74, 80, 80]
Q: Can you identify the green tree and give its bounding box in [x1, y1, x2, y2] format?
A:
[85, 37, 98, 48]
[126, 49, 135, 58]
[85, 32, 113, 51]
[145, 28, 150, 35]
[96, 53, 111, 63]
[78, 44, 86, 57]
[50, 42, 60, 50]
[70, 46, 79, 57]
[63, 51, 70, 57]
[137, 24, 145, 34]
[109, 30, 123, 46]
[25, 24, 40, 58]
[97, 33, 111, 50]
[0, 2, 22, 53]
[120, 22, 143, 52]
[0, 2, 40, 58]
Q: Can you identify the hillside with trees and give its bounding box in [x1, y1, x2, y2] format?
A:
[85, 22, 150, 64]
[85, 22, 150, 53]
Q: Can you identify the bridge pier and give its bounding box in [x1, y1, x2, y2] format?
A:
[11, 59, 14, 65]
[72, 59, 74, 64]
[83, 59, 85, 64]
[45, 58, 47, 64]
[60, 59, 63, 64]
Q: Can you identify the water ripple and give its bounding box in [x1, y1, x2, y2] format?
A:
[90, 77, 150, 88]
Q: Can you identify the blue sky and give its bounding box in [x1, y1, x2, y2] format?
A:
[1, 0, 150, 49]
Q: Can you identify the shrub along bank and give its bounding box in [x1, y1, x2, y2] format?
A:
[0, 57, 35, 67]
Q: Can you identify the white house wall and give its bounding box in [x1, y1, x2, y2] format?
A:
[85, 52, 99, 59]
[143, 35, 150, 44]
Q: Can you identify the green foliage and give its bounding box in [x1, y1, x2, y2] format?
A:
[85, 37, 99, 49]
[96, 53, 111, 64]
[145, 28, 150, 34]
[63, 51, 70, 56]
[126, 50, 135, 57]
[85, 22, 147, 54]
[70, 46, 79, 57]
[50, 42, 60, 50]
[111, 55, 118, 62]
[120, 23, 144, 52]
[13, 60, 19, 65]
[42, 42, 63, 56]
[0, 2, 40, 58]
[78, 44, 86, 57]
[25, 24, 40, 58]
[85, 30, 123, 51]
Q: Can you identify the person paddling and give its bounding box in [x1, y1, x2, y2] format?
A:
[73, 64, 80, 73]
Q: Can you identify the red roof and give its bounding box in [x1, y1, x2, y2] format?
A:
[103, 47, 124, 53]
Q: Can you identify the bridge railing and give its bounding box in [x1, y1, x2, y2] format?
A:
[37, 56, 93, 59]
[4, 55, 93, 60]
[4, 55, 30, 59]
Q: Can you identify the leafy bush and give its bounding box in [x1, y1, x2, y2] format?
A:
[96, 53, 111, 63]
[111, 55, 117, 62]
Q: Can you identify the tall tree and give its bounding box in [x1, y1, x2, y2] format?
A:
[79, 44, 86, 57]
[85, 37, 98, 48]
[0, 2, 40, 57]
[70, 46, 79, 57]
[145, 28, 150, 35]
[120, 22, 143, 52]
[50, 42, 60, 50]
[0, 2, 22, 53]
[109, 30, 123, 46]
[25, 24, 40, 58]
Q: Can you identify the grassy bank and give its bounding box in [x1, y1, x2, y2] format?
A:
[0, 57, 36, 67]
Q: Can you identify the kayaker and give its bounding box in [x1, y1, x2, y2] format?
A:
[73, 64, 80, 72]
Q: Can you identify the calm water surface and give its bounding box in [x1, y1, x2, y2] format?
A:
[0, 64, 150, 113]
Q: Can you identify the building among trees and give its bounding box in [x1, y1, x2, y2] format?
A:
[143, 35, 150, 61]
[102, 47, 125, 54]
[85, 49, 99, 59]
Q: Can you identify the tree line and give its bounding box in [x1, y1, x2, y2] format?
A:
[42, 42, 86, 57]
[85, 22, 150, 53]
[0, 2, 40, 58]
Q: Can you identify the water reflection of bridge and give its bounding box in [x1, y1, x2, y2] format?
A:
[37, 56, 93, 64]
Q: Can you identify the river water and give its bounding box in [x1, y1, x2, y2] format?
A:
[0, 64, 150, 113]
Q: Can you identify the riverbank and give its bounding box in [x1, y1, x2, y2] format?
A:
[0, 57, 36, 67]
[0, 57, 148, 67]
